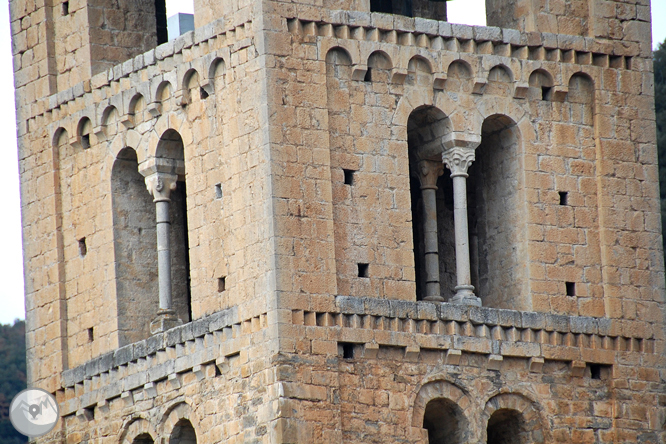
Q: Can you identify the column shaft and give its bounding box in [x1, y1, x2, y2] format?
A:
[452, 175, 472, 289]
[156, 200, 172, 311]
[442, 147, 481, 306]
[422, 186, 441, 300]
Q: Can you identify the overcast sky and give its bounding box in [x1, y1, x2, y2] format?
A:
[0, 1, 664, 324]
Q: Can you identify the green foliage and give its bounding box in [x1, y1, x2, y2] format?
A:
[0, 320, 27, 443]
[655, 39, 666, 202]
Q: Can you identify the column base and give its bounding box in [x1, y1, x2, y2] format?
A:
[150, 309, 183, 334]
[450, 285, 481, 306]
[423, 295, 446, 302]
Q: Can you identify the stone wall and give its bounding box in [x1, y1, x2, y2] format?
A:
[9, 0, 664, 442]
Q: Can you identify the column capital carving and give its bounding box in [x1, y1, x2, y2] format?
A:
[442, 147, 476, 177]
[145, 172, 178, 202]
[417, 160, 444, 189]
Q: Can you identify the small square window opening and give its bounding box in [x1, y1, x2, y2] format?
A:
[358, 263, 369, 278]
[343, 169, 356, 186]
[217, 277, 226, 292]
[565, 282, 575, 296]
[78, 238, 87, 257]
[558, 191, 568, 205]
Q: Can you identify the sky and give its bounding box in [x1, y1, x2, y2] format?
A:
[0, 1, 664, 324]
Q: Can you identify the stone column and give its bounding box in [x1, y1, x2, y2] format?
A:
[145, 172, 183, 333]
[442, 147, 482, 306]
[417, 160, 444, 302]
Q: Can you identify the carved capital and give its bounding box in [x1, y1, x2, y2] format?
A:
[417, 160, 444, 189]
[442, 147, 476, 177]
[145, 172, 178, 202]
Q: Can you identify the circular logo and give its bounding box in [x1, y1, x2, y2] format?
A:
[9, 388, 60, 437]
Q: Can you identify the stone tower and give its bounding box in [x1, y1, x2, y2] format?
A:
[9, 0, 664, 441]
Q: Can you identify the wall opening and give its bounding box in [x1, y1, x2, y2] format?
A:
[133, 433, 154, 444]
[370, 0, 447, 21]
[112, 148, 158, 346]
[169, 419, 197, 444]
[155, 130, 192, 324]
[467, 114, 526, 309]
[423, 398, 465, 444]
[155, 0, 168, 44]
[487, 409, 525, 444]
[407, 106, 454, 301]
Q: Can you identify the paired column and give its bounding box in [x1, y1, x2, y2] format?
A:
[417, 160, 445, 302]
[442, 147, 482, 307]
[145, 172, 183, 334]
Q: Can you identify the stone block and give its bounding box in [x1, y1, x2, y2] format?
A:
[145, 333, 165, 356]
[469, 306, 499, 326]
[363, 343, 379, 359]
[522, 312, 546, 330]
[570, 317, 597, 335]
[414, 18, 438, 35]
[450, 23, 473, 40]
[529, 357, 545, 373]
[404, 345, 420, 360]
[165, 326, 182, 347]
[133, 339, 147, 360]
[438, 303, 469, 322]
[337, 296, 364, 314]
[473, 26, 501, 42]
[488, 354, 503, 370]
[416, 301, 437, 320]
[496, 309, 520, 327]
[445, 349, 461, 365]
[500, 341, 541, 357]
[192, 318, 210, 338]
[348, 11, 371, 27]
[571, 360, 586, 377]
[545, 314, 569, 332]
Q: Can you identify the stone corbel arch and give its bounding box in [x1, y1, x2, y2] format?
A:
[147, 115, 194, 161]
[410, 379, 475, 443]
[320, 39, 361, 68]
[481, 391, 551, 444]
[119, 417, 157, 444]
[160, 400, 202, 443]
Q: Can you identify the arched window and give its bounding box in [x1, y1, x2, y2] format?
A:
[155, 129, 192, 323]
[133, 433, 154, 444]
[487, 409, 525, 444]
[467, 114, 527, 309]
[407, 106, 454, 301]
[169, 419, 197, 444]
[112, 148, 158, 345]
[423, 398, 466, 444]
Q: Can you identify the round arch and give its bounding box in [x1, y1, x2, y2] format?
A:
[119, 417, 157, 444]
[481, 392, 549, 444]
[411, 379, 473, 444]
[160, 401, 202, 444]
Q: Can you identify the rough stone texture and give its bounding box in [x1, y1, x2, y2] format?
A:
[9, 0, 664, 442]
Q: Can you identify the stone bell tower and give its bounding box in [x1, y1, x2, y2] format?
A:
[9, 0, 664, 441]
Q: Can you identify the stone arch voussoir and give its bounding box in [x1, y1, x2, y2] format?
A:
[481, 391, 550, 444]
[119, 417, 157, 444]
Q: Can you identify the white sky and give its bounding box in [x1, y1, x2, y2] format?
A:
[0, 1, 663, 324]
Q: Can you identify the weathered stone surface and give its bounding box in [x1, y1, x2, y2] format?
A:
[11, 0, 663, 442]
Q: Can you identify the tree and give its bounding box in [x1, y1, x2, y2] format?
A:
[655, 39, 666, 253]
[0, 320, 27, 443]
